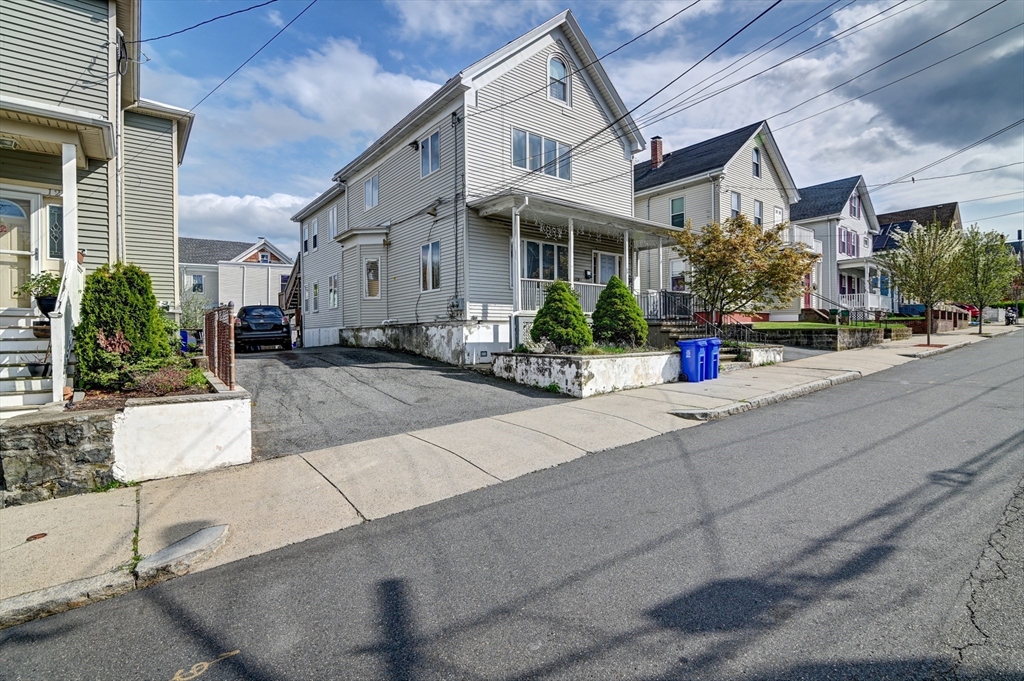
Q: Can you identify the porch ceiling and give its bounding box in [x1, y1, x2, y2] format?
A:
[0, 97, 113, 166]
[837, 257, 882, 270]
[468, 191, 679, 250]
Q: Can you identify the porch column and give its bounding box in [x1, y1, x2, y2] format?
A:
[567, 218, 574, 283]
[622, 229, 630, 292]
[658, 237, 664, 290]
[512, 206, 521, 312]
[61, 142, 78, 265]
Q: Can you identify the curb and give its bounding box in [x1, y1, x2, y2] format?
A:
[671, 371, 862, 422]
[897, 341, 973, 359]
[0, 525, 228, 630]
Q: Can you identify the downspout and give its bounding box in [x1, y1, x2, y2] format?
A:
[115, 29, 127, 262]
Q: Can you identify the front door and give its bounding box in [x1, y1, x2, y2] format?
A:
[0, 195, 34, 308]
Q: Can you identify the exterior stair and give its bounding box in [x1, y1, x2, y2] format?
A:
[0, 309, 63, 421]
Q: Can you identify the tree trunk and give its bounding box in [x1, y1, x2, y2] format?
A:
[926, 304, 932, 346]
[978, 311, 984, 335]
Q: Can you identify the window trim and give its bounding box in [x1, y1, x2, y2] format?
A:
[303, 283, 309, 312]
[511, 126, 571, 181]
[547, 55, 570, 106]
[363, 257, 381, 299]
[670, 196, 685, 228]
[311, 217, 318, 251]
[311, 281, 319, 313]
[302, 224, 309, 254]
[259, 252, 270, 264]
[364, 173, 379, 211]
[730, 191, 741, 219]
[774, 206, 784, 226]
[191, 274, 204, 294]
[328, 274, 338, 309]
[420, 130, 440, 178]
[420, 240, 441, 292]
[329, 205, 337, 238]
[754, 200, 763, 227]
[752, 148, 761, 178]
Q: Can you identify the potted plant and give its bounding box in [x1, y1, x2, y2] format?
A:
[15, 271, 61, 317]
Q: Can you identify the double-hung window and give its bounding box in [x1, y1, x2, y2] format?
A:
[420, 241, 441, 291]
[312, 282, 319, 312]
[280, 274, 289, 292]
[670, 197, 685, 228]
[420, 131, 440, 177]
[522, 239, 569, 281]
[849, 194, 860, 218]
[549, 56, 568, 103]
[191, 274, 204, 293]
[774, 206, 784, 225]
[328, 275, 338, 308]
[364, 259, 380, 298]
[731, 192, 741, 219]
[364, 174, 379, 210]
[303, 284, 309, 312]
[303, 224, 309, 253]
[752, 148, 761, 178]
[311, 218, 318, 250]
[329, 205, 337, 238]
[754, 200, 763, 227]
[512, 128, 571, 180]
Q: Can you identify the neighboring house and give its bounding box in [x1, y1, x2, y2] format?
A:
[178, 237, 293, 309]
[632, 122, 806, 300]
[1, 0, 193, 417]
[874, 201, 963, 252]
[292, 10, 680, 363]
[789, 176, 892, 314]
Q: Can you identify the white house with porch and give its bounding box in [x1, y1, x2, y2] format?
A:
[1, 0, 193, 418]
[788, 176, 893, 317]
[292, 10, 682, 364]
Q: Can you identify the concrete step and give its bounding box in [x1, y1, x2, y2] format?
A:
[0, 376, 53, 393]
[0, 390, 51, 408]
[0, 364, 74, 378]
[0, 325, 49, 340]
[0, 405, 42, 421]
[0, 338, 51, 353]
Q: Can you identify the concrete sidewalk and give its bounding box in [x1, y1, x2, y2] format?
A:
[1, 325, 1017, 625]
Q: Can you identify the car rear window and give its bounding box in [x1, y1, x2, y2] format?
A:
[241, 306, 284, 319]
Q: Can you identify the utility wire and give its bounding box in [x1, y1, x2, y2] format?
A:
[867, 162, 1024, 187]
[466, 0, 702, 119]
[969, 210, 1024, 222]
[776, 21, 1024, 130]
[959, 190, 1024, 203]
[132, 0, 281, 43]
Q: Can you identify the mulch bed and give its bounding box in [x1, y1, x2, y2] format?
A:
[68, 385, 211, 412]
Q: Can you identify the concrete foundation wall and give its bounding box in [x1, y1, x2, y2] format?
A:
[756, 328, 884, 351]
[492, 350, 680, 398]
[340, 321, 510, 365]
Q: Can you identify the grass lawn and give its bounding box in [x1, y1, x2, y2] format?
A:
[752, 321, 907, 330]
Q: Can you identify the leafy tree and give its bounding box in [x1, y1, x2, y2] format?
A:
[179, 291, 209, 331]
[671, 215, 819, 324]
[952, 225, 1019, 334]
[74, 263, 171, 389]
[530, 280, 592, 350]
[592, 275, 648, 347]
[875, 220, 962, 345]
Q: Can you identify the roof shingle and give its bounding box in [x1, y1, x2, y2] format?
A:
[634, 122, 763, 193]
[876, 203, 959, 229]
[179, 237, 255, 265]
[788, 176, 861, 222]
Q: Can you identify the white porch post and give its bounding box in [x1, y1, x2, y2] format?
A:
[512, 206, 521, 313]
[567, 218, 574, 284]
[658, 237, 664, 290]
[622, 229, 630, 292]
[61, 143, 78, 264]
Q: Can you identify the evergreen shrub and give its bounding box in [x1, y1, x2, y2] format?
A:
[74, 263, 172, 389]
[591, 275, 648, 347]
[530, 280, 592, 350]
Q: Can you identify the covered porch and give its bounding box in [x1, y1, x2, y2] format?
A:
[468, 191, 691, 319]
[837, 257, 892, 311]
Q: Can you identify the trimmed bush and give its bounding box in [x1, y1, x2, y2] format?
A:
[530, 280, 592, 350]
[591, 275, 648, 347]
[74, 263, 171, 389]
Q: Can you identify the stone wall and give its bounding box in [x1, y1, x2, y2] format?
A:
[492, 350, 679, 398]
[756, 328, 884, 351]
[1, 408, 118, 507]
[885, 326, 913, 341]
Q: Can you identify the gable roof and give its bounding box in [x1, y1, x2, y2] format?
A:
[633, 121, 799, 203]
[330, 9, 643, 184]
[876, 203, 961, 229]
[873, 220, 914, 251]
[789, 176, 861, 222]
[179, 237, 293, 266]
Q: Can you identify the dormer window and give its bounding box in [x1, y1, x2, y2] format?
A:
[752, 148, 761, 178]
[548, 56, 568, 103]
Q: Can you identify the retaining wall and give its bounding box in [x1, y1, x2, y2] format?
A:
[756, 328, 884, 351]
[492, 350, 680, 398]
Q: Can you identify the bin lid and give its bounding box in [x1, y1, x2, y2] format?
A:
[695, 339, 708, 346]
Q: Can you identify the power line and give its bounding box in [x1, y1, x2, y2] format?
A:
[132, 0, 281, 43]
[466, 0, 702, 119]
[970, 210, 1024, 222]
[959, 190, 1024, 203]
[775, 21, 1024, 130]
[868, 162, 1024, 187]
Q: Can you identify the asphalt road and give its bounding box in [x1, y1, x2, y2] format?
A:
[2, 334, 1022, 680]
[235, 346, 568, 460]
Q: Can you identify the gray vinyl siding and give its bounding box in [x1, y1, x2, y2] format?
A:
[635, 179, 715, 290]
[338, 101, 466, 327]
[466, 211, 512, 319]
[721, 134, 790, 229]
[181, 265, 218, 308]
[342, 247, 358, 328]
[0, 0, 111, 116]
[298, 197, 344, 333]
[0, 149, 110, 271]
[464, 37, 634, 217]
[123, 112, 176, 303]
[215, 263, 292, 308]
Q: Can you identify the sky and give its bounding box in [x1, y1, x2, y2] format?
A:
[139, 0, 1024, 257]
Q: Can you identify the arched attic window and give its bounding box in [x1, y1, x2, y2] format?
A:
[549, 56, 568, 103]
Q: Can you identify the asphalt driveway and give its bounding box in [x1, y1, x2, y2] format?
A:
[236, 346, 568, 460]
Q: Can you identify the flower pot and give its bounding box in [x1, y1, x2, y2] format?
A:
[31, 321, 51, 339]
[27, 363, 51, 378]
[36, 295, 58, 318]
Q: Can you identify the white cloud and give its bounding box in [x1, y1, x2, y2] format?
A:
[385, 0, 558, 47]
[265, 9, 284, 28]
[179, 193, 312, 257]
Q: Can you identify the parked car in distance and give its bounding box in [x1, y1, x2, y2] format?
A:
[953, 303, 980, 319]
[235, 305, 290, 351]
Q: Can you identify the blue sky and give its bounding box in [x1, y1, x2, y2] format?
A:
[139, 0, 1024, 256]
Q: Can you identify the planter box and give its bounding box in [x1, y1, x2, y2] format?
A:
[492, 350, 679, 398]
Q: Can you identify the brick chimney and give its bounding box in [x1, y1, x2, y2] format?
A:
[651, 136, 663, 169]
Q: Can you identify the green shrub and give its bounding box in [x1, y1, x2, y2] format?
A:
[530, 280, 592, 350]
[591, 275, 648, 347]
[74, 263, 172, 389]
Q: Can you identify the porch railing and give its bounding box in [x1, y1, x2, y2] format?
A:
[838, 292, 892, 311]
[49, 260, 83, 403]
[520, 280, 694, 320]
[203, 304, 236, 389]
[520, 279, 605, 314]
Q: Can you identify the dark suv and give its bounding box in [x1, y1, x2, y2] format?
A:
[234, 305, 290, 351]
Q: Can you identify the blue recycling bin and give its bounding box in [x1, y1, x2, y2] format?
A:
[706, 337, 721, 380]
[695, 339, 709, 381]
[676, 339, 703, 382]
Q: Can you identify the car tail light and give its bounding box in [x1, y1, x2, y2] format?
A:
[234, 318, 241, 327]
